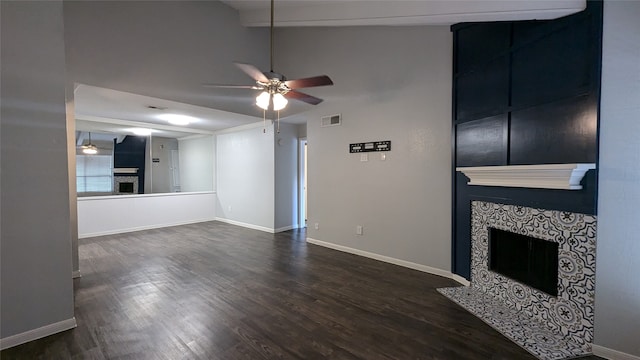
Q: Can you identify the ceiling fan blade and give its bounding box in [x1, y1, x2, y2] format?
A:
[202, 84, 262, 90]
[234, 62, 269, 83]
[285, 90, 324, 105]
[284, 75, 333, 89]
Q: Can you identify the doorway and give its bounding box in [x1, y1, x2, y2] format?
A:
[299, 138, 307, 228]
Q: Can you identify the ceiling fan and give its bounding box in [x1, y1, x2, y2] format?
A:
[80, 132, 98, 155]
[203, 0, 333, 112]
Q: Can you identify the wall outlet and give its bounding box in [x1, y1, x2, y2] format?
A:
[356, 225, 363, 235]
[228, 205, 232, 212]
[360, 154, 368, 162]
[314, 223, 319, 230]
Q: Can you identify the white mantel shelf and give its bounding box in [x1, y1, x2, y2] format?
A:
[456, 163, 596, 190]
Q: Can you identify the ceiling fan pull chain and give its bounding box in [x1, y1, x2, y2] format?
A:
[263, 109, 266, 133]
[277, 110, 280, 134]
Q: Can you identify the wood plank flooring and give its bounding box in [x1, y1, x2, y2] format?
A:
[1, 221, 603, 359]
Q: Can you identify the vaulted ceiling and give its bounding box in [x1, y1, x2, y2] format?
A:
[68, 0, 586, 132]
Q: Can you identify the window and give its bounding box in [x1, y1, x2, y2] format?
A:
[76, 154, 113, 193]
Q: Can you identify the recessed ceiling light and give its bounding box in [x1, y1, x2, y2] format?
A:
[156, 113, 196, 126]
[129, 128, 153, 136]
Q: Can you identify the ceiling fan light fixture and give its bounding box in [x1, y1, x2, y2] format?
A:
[272, 93, 288, 111]
[256, 91, 271, 110]
[81, 132, 98, 155]
[202, 0, 332, 114]
[82, 144, 98, 155]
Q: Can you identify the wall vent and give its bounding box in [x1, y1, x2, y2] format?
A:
[321, 114, 342, 127]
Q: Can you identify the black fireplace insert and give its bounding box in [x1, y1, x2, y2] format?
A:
[489, 228, 558, 296]
[119, 182, 134, 194]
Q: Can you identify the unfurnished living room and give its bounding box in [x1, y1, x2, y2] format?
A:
[1, 0, 638, 359]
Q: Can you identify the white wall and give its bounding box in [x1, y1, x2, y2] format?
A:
[216, 123, 275, 231]
[277, 26, 453, 272]
[179, 135, 215, 192]
[274, 123, 300, 231]
[77, 192, 216, 238]
[1, 0, 76, 347]
[594, 1, 640, 358]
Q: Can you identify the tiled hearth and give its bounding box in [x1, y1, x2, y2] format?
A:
[438, 201, 597, 360]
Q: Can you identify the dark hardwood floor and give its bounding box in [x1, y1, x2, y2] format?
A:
[1, 221, 603, 359]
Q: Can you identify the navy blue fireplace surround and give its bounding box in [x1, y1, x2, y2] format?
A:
[451, 1, 602, 279]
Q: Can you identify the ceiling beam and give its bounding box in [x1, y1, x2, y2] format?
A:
[229, 0, 586, 27]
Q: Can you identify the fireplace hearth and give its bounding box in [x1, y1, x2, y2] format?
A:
[438, 201, 597, 360]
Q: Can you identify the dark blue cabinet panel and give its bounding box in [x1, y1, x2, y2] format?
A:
[113, 135, 147, 194]
[511, 17, 593, 108]
[456, 57, 510, 121]
[456, 115, 507, 167]
[456, 22, 511, 74]
[510, 95, 598, 165]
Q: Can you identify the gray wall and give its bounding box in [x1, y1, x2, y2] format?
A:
[594, 1, 640, 357]
[179, 135, 216, 192]
[1, 0, 75, 340]
[278, 26, 453, 271]
[216, 124, 275, 230]
[274, 123, 299, 230]
[151, 137, 179, 193]
[62, 0, 268, 117]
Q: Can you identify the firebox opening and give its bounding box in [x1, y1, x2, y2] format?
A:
[119, 182, 134, 194]
[488, 228, 558, 297]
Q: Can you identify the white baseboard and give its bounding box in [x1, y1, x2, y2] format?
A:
[72, 270, 82, 279]
[274, 225, 297, 233]
[306, 237, 468, 285]
[79, 218, 216, 238]
[593, 344, 640, 360]
[451, 274, 471, 286]
[0, 317, 77, 350]
[215, 217, 275, 233]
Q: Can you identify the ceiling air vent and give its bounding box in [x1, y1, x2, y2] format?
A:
[321, 114, 342, 127]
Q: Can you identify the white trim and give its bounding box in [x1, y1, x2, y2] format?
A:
[306, 238, 466, 284]
[112, 167, 138, 174]
[0, 317, 77, 350]
[77, 191, 216, 201]
[215, 217, 275, 233]
[274, 225, 297, 233]
[72, 270, 82, 279]
[237, 1, 585, 27]
[456, 163, 596, 190]
[451, 274, 471, 287]
[592, 344, 640, 360]
[213, 120, 267, 135]
[177, 133, 211, 141]
[79, 218, 215, 238]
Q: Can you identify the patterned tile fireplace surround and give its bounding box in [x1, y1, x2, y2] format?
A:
[438, 201, 597, 360]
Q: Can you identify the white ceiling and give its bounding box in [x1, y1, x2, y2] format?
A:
[75, 84, 262, 134]
[221, 0, 586, 27]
